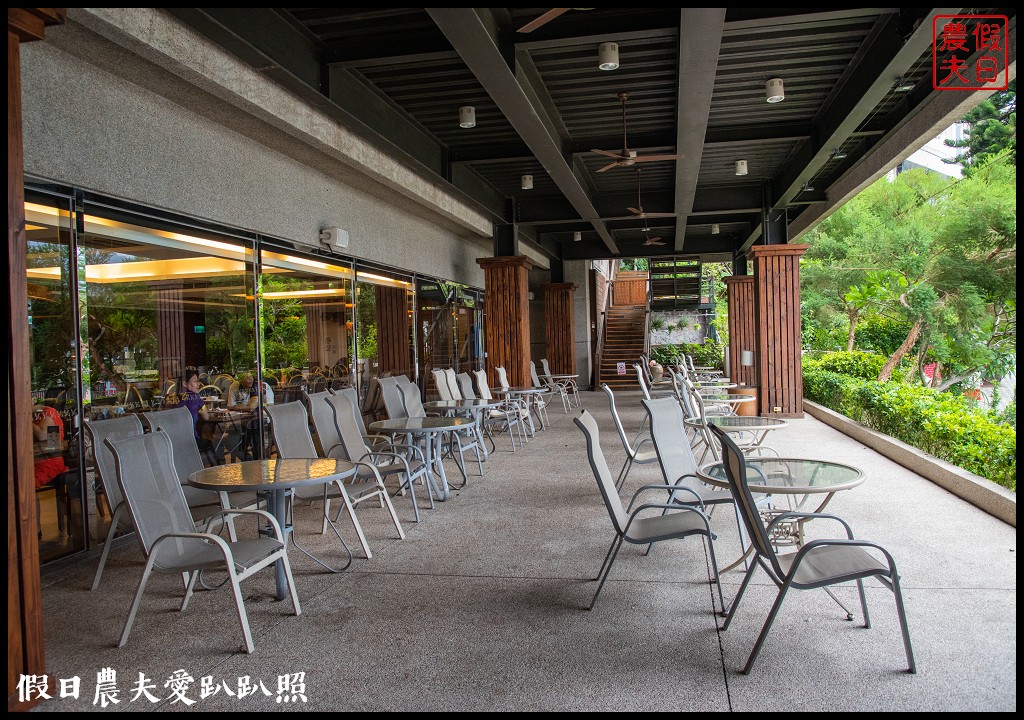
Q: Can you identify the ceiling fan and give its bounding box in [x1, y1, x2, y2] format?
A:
[624, 168, 674, 220]
[517, 8, 592, 33]
[592, 92, 681, 173]
[640, 224, 665, 246]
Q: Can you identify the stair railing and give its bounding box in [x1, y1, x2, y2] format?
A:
[643, 270, 652, 359]
[593, 275, 613, 387]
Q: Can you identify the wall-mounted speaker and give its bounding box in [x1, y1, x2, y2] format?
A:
[319, 227, 349, 250]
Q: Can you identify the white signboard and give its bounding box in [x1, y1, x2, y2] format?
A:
[616, 362, 626, 375]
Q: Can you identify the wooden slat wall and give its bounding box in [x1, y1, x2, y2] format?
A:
[612, 271, 647, 306]
[305, 303, 327, 368]
[542, 283, 576, 375]
[724, 275, 756, 387]
[591, 270, 607, 387]
[477, 256, 533, 388]
[375, 285, 411, 378]
[749, 244, 808, 417]
[9, 8, 67, 712]
[155, 285, 186, 386]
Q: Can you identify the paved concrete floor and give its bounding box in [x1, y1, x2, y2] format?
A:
[32, 390, 1016, 711]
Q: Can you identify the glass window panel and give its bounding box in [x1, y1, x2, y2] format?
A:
[25, 196, 85, 562]
[258, 247, 355, 404]
[79, 204, 258, 466]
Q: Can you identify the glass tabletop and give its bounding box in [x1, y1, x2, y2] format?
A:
[698, 457, 864, 494]
[370, 416, 473, 432]
[424, 399, 502, 410]
[705, 416, 788, 430]
[188, 457, 357, 490]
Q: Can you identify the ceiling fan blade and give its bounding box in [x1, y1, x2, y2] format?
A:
[596, 161, 622, 173]
[591, 148, 626, 159]
[634, 153, 681, 163]
[626, 207, 643, 215]
[517, 8, 571, 33]
[641, 212, 675, 218]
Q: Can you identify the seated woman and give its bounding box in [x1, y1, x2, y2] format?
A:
[166, 371, 218, 464]
[32, 404, 67, 488]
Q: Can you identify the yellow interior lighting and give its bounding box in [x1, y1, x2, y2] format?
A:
[261, 250, 353, 280]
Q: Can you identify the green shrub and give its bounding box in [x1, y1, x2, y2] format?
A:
[804, 367, 1016, 491]
[650, 340, 724, 370]
[814, 351, 889, 380]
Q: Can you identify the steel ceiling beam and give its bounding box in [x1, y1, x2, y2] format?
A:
[673, 8, 726, 253]
[428, 8, 619, 254]
[741, 7, 959, 251]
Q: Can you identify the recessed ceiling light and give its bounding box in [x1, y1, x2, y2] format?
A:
[765, 77, 785, 103]
[598, 42, 619, 71]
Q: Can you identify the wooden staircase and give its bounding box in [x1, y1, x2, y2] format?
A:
[599, 304, 647, 389]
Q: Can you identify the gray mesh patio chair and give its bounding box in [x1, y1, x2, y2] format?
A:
[106, 431, 299, 655]
[400, 380, 482, 480]
[710, 425, 916, 675]
[431, 369, 454, 401]
[527, 361, 553, 423]
[83, 415, 144, 591]
[574, 409, 724, 611]
[455, 372, 476, 399]
[327, 391, 434, 522]
[305, 389, 345, 458]
[473, 368, 524, 452]
[496, 365, 536, 437]
[454, 371, 498, 453]
[442, 368, 463, 400]
[142, 407, 259, 537]
[267, 401, 404, 564]
[539, 358, 578, 412]
[644, 396, 747, 557]
[601, 384, 657, 491]
[377, 376, 408, 420]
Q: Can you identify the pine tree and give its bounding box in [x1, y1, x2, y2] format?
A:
[944, 80, 1016, 174]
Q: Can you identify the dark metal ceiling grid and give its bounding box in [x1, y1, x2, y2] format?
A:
[168, 7, 1014, 262]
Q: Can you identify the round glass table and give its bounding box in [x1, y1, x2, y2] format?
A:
[697, 457, 864, 571]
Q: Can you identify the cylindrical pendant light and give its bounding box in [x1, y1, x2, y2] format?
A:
[459, 106, 476, 128]
[735, 159, 748, 176]
[765, 77, 785, 103]
[711, 224, 720, 235]
[521, 174, 534, 190]
[598, 42, 619, 71]
[573, 231, 582, 242]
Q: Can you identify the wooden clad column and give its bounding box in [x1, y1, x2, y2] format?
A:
[154, 283, 186, 387]
[477, 256, 533, 387]
[375, 285, 412, 378]
[724, 275, 757, 388]
[9, 7, 67, 711]
[542, 282, 577, 374]
[748, 244, 808, 417]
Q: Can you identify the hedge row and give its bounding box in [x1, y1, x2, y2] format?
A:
[803, 366, 1016, 492]
[650, 340, 724, 370]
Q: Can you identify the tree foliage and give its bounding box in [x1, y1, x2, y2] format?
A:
[944, 80, 1016, 173]
[802, 157, 1016, 390]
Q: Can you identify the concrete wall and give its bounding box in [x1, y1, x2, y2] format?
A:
[565, 260, 593, 389]
[20, 10, 487, 289]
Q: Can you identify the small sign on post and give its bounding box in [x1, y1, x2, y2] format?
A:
[616, 362, 626, 375]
